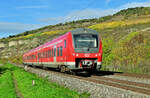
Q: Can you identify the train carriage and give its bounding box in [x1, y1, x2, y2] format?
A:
[23, 28, 102, 73]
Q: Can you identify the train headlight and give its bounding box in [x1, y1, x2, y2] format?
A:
[72, 53, 75, 56]
[95, 54, 97, 56]
[76, 54, 78, 56]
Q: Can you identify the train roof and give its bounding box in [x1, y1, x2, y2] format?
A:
[23, 28, 99, 56]
[70, 28, 99, 35]
[24, 32, 69, 55]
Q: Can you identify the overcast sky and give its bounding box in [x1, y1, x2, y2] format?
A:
[0, 0, 150, 38]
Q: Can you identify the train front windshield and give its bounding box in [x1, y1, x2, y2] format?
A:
[74, 34, 98, 48]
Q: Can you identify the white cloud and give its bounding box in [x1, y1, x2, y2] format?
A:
[120, 2, 150, 9]
[38, 1, 150, 25]
[39, 17, 66, 24]
[0, 22, 45, 38]
[16, 5, 49, 9]
[38, 9, 117, 24]
[67, 9, 116, 19]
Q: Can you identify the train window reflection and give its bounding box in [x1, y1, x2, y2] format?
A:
[74, 34, 98, 48]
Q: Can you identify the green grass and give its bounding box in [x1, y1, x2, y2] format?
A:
[0, 62, 90, 98]
[0, 65, 17, 98]
[13, 69, 89, 98]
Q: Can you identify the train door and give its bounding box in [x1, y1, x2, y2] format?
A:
[54, 45, 56, 63]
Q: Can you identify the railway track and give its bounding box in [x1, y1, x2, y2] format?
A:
[88, 76, 150, 95]
[15, 64, 150, 97]
[65, 73, 150, 95]
[94, 71, 150, 79]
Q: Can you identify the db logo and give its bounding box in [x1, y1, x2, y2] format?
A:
[85, 54, 90, 57]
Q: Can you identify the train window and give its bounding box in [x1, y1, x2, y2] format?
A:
[49, 50, 50, 57]
[73, 34, 98, 48]
[46, 50, 48, 58]
[38, 53, 40, 59]
[48, 50, 49, 57]
[40, 53, 41, 58]
[47, 50, 49, 58]
[50, 49, 51, 57]
[41, 52, 43, 58]
[57, 47, 59, 56]
[64, 40, 66, 48]
[43, 51, 46, 58]
[44, 51, 46, 58]
[46, 51, 47, 58]
[60, 46, 63, 56]
[47, 50, 49, 57]
[54, 48, 56, 56]
[52, 48, 53, 57]
[42, 52, 44, 58]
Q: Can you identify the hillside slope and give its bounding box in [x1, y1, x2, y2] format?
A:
[0, 7, 150, 74]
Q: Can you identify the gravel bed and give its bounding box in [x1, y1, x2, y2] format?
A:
[23, 66, 150, 98]
[103, 75, 150, 85]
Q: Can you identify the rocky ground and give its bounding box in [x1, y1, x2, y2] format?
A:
[15, 64, 150, 98]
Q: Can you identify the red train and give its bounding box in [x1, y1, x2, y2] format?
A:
[23, 28, 102, 73]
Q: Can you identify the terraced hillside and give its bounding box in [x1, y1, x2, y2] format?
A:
[0, 7, 150, 74]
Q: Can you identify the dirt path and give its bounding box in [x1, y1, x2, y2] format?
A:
[11, 72, 24, 98]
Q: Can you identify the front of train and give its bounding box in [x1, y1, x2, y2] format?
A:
[70, 28, 102, 72]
